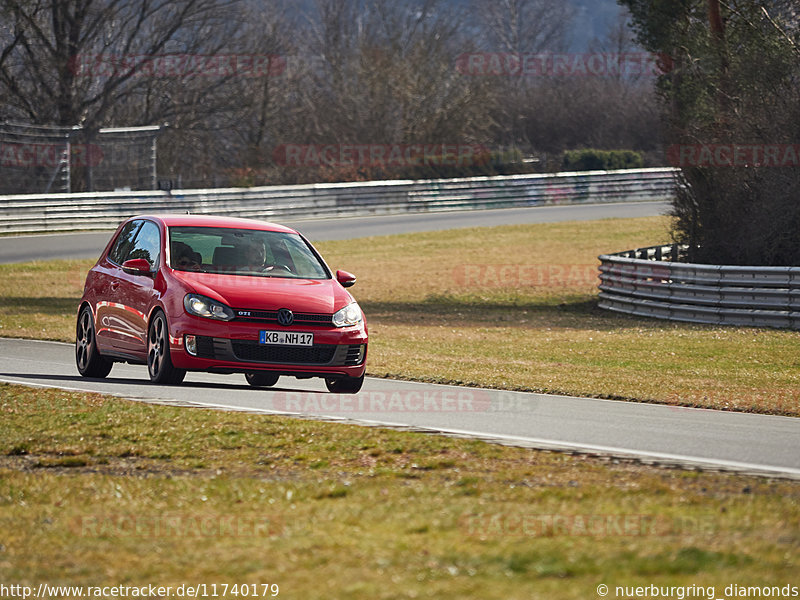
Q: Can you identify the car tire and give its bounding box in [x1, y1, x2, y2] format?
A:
[245, 372, 280, 387]
[76, 305, 113, 378]
[147, 311, 186, 385]
[324, 374, 364, 394]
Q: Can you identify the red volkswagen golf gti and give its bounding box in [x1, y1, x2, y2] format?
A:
[76, 215, 367, 393]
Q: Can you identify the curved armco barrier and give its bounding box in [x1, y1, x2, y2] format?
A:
[0, 167, 676, 233]
[598, 244, 800, 329]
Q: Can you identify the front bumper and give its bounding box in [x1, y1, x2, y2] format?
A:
[168, 317, 367, 378]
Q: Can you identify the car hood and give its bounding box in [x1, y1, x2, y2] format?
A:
[172, 271, 353, 313]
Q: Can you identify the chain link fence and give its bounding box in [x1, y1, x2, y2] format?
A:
[0, 122, 161, 194]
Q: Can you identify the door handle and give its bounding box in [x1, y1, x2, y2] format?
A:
[110, 281, 120, 292]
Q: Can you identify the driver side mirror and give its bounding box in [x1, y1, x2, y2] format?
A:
[336, 270, 357, 288]
[121, 258, 153, 275]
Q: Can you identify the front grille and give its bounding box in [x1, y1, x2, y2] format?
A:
[233, 309, 333, 326]
[231, 340, 337, 364]
[345, 344, 366, 366]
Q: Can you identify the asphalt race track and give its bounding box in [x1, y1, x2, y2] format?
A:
[1, 339, 798, 479]
[2, 201, 798, 478]
[0, 201, 667, 263]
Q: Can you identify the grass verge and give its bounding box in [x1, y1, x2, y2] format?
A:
[0, 216, 798, 415]
[1, 383, 798, 599]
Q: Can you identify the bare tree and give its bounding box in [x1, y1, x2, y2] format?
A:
[0, 0, 245, 129]
[466, 0, 575, 154]
[192, 0, 298, 186]
[260, 0, 497, 182]
[0, 0, 299, 188]
[471, 0, 575, 53]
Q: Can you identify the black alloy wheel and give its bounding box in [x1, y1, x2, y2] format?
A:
[147, 311, 186, 384]
[76, 305, 113, 378]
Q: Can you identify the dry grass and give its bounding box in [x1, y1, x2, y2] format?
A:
[0, 258, 87, 340]
[1, 383, 798, 598]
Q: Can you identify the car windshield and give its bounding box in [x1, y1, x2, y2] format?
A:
[168, 226, 329, 279]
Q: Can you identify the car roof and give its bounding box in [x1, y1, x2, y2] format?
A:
[130, 214, 299, 234]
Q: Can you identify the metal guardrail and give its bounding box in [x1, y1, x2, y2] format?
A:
[0, 167, 676, 233]
[598, 244, 800, 329]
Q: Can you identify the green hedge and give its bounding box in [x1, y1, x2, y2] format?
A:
[562, 149, 644, 171]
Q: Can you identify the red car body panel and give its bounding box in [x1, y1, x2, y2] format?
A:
[172, 270, 351, 314]
[79, 214, 367, 380]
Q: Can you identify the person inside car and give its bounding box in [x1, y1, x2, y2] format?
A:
[172, 242, 202, 271]
[242, 239, 267, 271]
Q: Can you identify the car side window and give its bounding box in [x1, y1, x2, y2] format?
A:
[128, 221, 161, 269]
[108, 221, 142, 265]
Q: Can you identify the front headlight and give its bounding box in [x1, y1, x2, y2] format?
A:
[184, 294, 235, 321]
[332, 302, 362, 328]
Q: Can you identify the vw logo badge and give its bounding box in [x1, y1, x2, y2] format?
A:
[277, 308, 294, 326]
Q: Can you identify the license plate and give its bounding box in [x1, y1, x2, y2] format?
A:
[259, 331, 314, 346]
